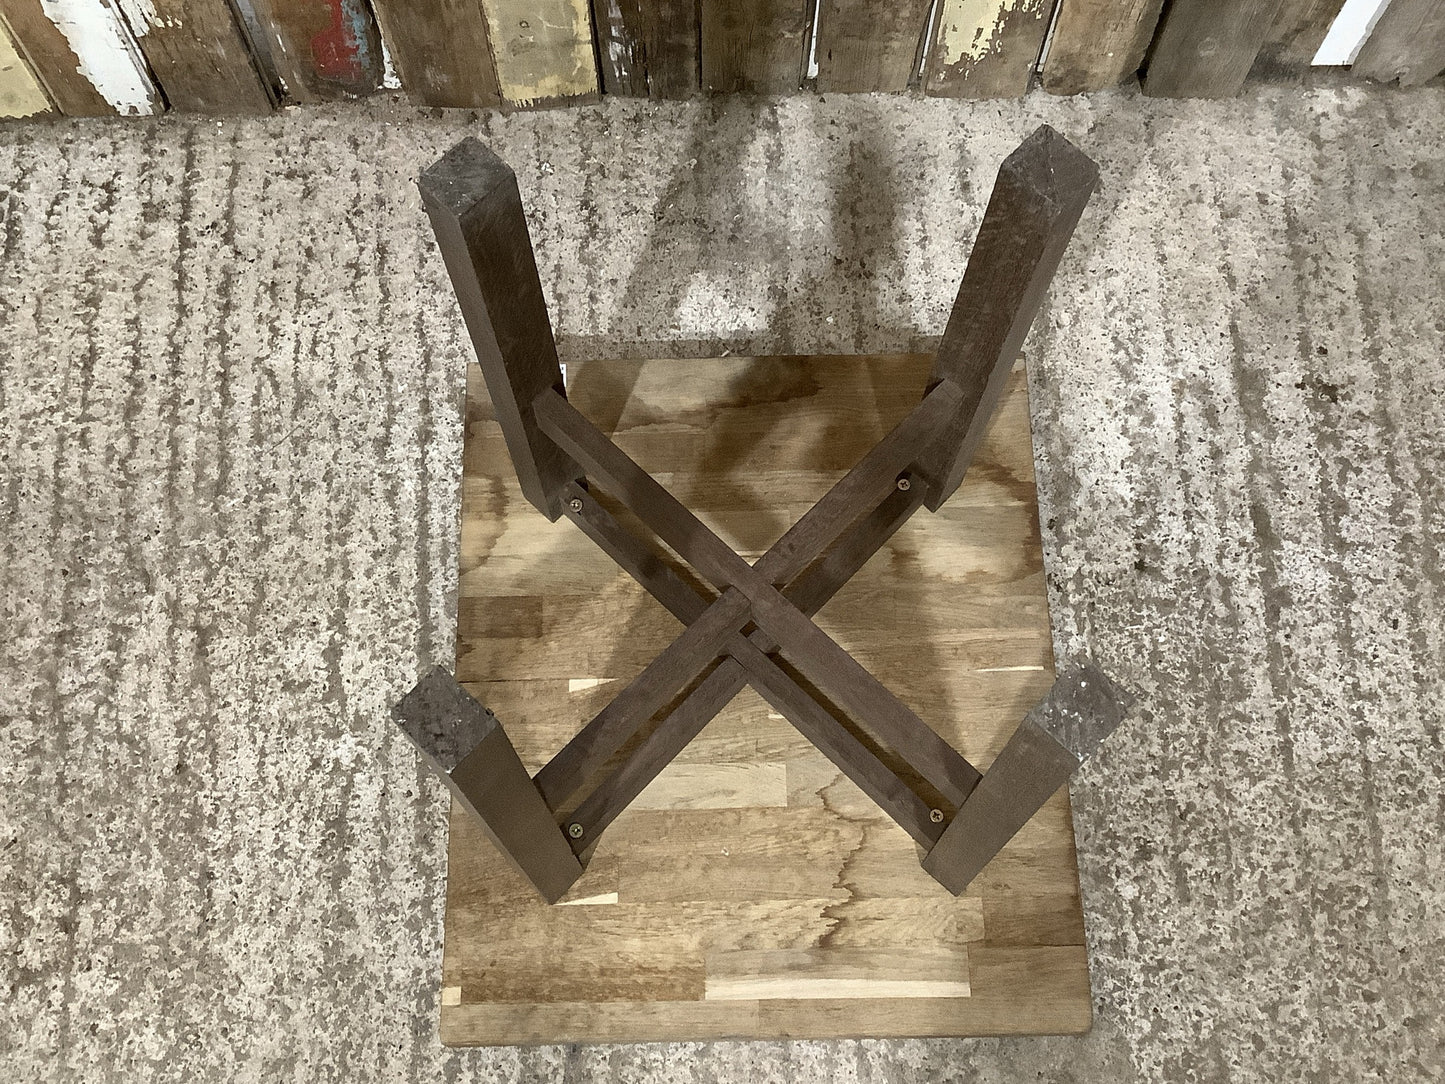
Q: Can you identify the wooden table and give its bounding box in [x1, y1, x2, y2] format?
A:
[438, 351, 1092, 1044]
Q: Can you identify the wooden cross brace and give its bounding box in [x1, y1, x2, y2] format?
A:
[394, 125, 1136, 903]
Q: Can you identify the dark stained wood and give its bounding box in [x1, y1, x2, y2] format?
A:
[419, 139, 581, 520]
[699, 0, 807, 93]
[245, 0, 384, 101]
[814, 0, 934, 92]
[129, 0, 274, 113]
[1141, 0, 1286, 97]
[923, 662, 1134, 894]
[568, 661, 745, 842]
[594, 0, 699, 97]
[1250, 0, 1343, 81]
[1040, 0, 1165, 94]
[562, 482, 713, 625]
[394, 668, 583, 903]
[917, 125, 1098, 512]
[369, 0, 501, 107]
[0, 0, 157, 115]
[731, 637, 944, 846]
[533, 387, 982, 808]
[926, 0, 1056, 99]
[755, 380, 959, 584]
[534, 387, 758, 590]
[781, 478, 923, 618]
[531, 588, 750, 810]
[1351, 0, 1445, 87]
[565, 481, 936, 845]
[746, 581, 982, 809]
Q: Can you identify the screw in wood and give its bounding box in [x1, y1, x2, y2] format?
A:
[568, 822, 584, 839]
[896, 477, 911, 491]
[930, 808, 944, 823]
[568, 497, 584, 513]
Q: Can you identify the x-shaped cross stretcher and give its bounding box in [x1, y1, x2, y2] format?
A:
[393, 125, 1136, 903]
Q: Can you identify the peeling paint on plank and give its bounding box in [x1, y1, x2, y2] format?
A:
[37, 0, 159, 114]
[928, 0, 1054, 98]
[483, 0, 598, 106]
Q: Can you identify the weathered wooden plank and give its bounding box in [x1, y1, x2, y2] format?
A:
[593, 0, 698, 97]
[1039, 0, 1164, 94]
[926, 0, 1056, 99]
[369, 0, 501, 108]
[814, 0, 933, 92]
[243, 0, 383, 101]
[1351, 0, 1445, 87]
[116, 0, 272, 113]
[0, 10, 50, 116]
[1141, 0, 1286, 97]
[1249, 0, 1343, 80]
[483, 0, 598, 106]
[0, 0, 160, 115]
[699, 0, 807, 93]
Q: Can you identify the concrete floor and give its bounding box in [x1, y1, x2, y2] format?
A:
[1, 83, 1442, 1081]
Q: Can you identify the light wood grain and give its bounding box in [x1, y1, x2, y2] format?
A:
[441, 353, 1090, 1043]
[705, 948, 971, 1000]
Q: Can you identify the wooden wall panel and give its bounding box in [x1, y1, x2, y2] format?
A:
[1250, 0, 1343, 80]
[245, 0, 384, 101]
[815, 0, 933, 93]
[1141, 0, 1285, 97]
[1040, 0, 1164, 94]
[0, 12, 50, 116]
[483, 0, 598, 106]
[926, 0, 1056, 99]
[594, 0, 698, 97]
[369, 0, 501, 108]
[0, 0, 160, 115]
[1351, 0, 1445, 87]
[699, 0, 807, 93]
[116, 0, 272, 113]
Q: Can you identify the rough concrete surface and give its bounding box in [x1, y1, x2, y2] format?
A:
[1, 84, 1442, 1081]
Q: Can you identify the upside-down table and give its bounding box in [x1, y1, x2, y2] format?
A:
[393, 126, 1136, 1044]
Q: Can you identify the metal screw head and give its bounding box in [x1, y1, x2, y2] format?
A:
[896, 477, 911, 492]
[929, 808, 944, 823]
[568, 497, 584, 513]
[567, 822, 584, 839]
